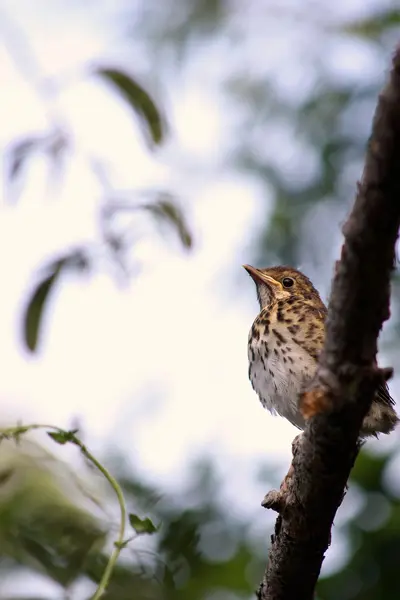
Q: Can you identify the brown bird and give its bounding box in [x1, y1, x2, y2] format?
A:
[244, 265, 398, 437]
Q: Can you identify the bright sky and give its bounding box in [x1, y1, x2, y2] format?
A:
[0, 0, 297, 478]
[0, 1, 399, 595]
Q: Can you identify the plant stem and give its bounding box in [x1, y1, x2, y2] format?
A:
[0, 423, 127, 599]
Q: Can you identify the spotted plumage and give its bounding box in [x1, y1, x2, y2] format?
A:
[244, 265, 398, 436]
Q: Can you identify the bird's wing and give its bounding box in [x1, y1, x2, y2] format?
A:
[289, 300, 327, 363]
[297, 301, 395, 409]
[376, 381, 396, 407]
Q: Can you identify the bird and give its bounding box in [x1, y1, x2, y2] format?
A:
[244, 264, 399, 437]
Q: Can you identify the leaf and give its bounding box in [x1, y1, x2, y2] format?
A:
[144, 198, 193, 249]
[47, 432, 68, 445]
[0, 468, 14, 486]
[163, 565, 176, 590]
[23, 250, 90, 353]
[6, 130, 69, 201]
[129, 513, 158, 535]
[114, 539, 130, 550]
[7, 136, 44, 182]
[23, 260, 65, 353]
[47, 430, 79, 445]
[95, 68, 165, 145]
[340, 10, 400, 39]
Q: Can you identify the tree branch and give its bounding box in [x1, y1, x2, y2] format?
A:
[257, 45, 400, 600]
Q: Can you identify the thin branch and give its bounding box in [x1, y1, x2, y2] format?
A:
[258, 44, 400, 600]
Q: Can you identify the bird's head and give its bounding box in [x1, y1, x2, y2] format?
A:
[243, 265, 322, 310]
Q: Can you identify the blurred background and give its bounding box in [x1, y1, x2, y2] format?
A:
[1, 0, 400, 598]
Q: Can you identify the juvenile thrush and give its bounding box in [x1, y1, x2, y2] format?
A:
[244, 265, 399, 436]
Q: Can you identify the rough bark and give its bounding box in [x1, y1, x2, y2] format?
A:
[257, 45, 400, 600]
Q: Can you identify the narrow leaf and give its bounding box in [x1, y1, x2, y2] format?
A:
[23, 250, 90, 353]
[7, 137, 43, 182]
[23, 261, 64, 353]
[129, 513, 158, 535]
[0, 468, 14, 485]
[47, 429, 79, 445]
[144, 199, 193, 249]
[96, 68, 164, 145]
[47, 431, 69, 445]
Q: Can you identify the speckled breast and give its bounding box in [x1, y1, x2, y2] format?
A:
[247, 309, 316, 429]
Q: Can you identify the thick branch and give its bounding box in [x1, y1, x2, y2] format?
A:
[258, 46, 400, 600]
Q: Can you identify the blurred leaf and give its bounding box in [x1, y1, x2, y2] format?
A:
[96, 68, 165, 145]
[144, 198, 193, 249]
[84, 553, 161, 599]
[350, 449, 388, 492]
[341, 10, 400, 39]
[129, 513, 158, 535]
[47, 430, 79, 446]
[44, 130, 69, 189]
[47, 431, 69, 445]
[6, 131, 68, 197]
[0, 442, 106, 588]
[23, 250, 90, 353]
[6, 136, 43, 182]
[0, 468, 14, 486]
[125, 0, 226, 65]
[0, 425, 30, 444]
[23, 260, 64, 353]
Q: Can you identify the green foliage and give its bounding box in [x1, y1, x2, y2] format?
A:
[0, 425, 164, 598]
[0, 433, 265, 599]
[0, 437, 106, 591]
[21, 192, 193, 353]
[7, 136, 44, 182]
[23, 259, 65, 352]
[47, 429, 79, 445]
[317, 449, 400, 600]
[1, 434, 399, 600]
[23, 250, 89, 352]
[341, 10, 400, 40]
[142, 197, 193, 249]
[6, 131, 67, 192]
[129, 513, 158, 535]
[95, 68, 166, 146]
[2, 26, 193, 355]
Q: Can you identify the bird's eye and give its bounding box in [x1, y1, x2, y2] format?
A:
[282, 277, 294, 288]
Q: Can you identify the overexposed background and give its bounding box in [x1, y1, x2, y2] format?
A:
[1, 1, 400, 599]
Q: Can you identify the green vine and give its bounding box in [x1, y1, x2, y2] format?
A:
[0, 423, 158, 599]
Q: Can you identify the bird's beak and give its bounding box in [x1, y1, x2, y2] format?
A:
[243, 265, 281, 288]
